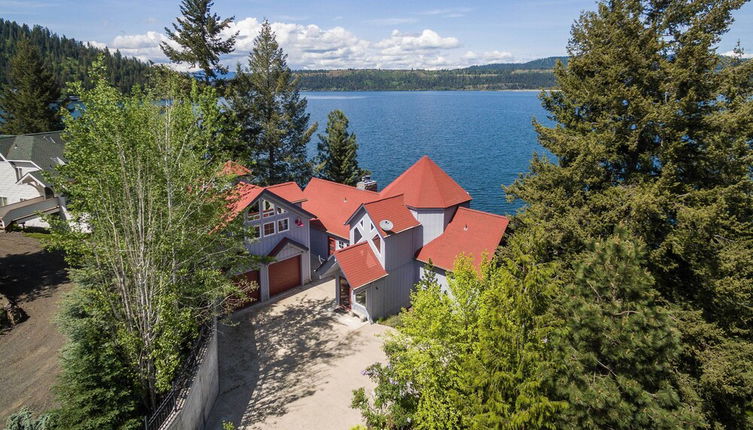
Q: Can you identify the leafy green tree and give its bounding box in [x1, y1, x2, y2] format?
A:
[550, 230, 705, 429]
[48, 60, 248, 413]
[0, 38, 61, 134]
[228, 20, 317, 186]
[354, 232, 564, 429]
[314, 109, 366, 186]
[506, 0, 753, 427]
[161, 0, 237, 82]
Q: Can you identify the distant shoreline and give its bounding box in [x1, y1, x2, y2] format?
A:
[301, 88, 557, 92]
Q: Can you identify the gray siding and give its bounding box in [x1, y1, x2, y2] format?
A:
[412, 209, 445, 246]
[420, 265, 449, 293]
[364, 261, 418, 321]
[384, 228, 419, 271]
[244, 194, 311, 257]
[310, 227, 329, 260]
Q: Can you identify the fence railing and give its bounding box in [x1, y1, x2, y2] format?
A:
[144, 321, 214, 430]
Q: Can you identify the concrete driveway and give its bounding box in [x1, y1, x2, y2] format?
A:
[206, 278, 393, 430]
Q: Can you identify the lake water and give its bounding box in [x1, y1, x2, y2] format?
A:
[303, 91, 553, 216]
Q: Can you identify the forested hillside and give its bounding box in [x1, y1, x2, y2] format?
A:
[294, 59, 562, 91]
[0, 19, 151, 93]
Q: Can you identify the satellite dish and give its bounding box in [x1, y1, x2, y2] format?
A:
[379, 219, 394, 231]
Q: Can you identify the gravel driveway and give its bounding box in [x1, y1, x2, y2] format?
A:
[206, 278, 392, 430]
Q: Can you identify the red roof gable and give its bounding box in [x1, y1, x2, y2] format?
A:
[221, 160, 252, 177]
[359, 194, 420, 237]
[335, 242, 387, 289]
[266, 182, 306, 203]
[303, 178, 379, 239]
[416, 207, 509, 271]
[380, 156, 471, 209]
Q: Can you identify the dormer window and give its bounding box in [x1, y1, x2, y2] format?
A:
[247, 201, 260, 220]
[354, 228, 362, 243]
[262, 200, 275, 218]
[373, 235, 381, 253]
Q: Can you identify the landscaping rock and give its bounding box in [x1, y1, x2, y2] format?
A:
[0, 293, 28, 330]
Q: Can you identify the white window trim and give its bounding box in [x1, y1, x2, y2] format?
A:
[262, 200, 275, 218]
[277, 218, 289, 233]
[262, 221, 276, 237]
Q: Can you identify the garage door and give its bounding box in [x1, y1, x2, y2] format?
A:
[230, 270, 261, 310]
[269, 255, 301, 297]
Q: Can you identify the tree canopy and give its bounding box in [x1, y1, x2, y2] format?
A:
[314, 109, 366, 186]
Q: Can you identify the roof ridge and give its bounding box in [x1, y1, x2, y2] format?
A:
[363, 193, 404, 206]
[307, 177, 381, 194]
[455, 206, 509, 220]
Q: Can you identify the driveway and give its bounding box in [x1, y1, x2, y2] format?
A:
[206, 278, 393, 430]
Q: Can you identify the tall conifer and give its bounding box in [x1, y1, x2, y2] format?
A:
[161, 0, 237, 82]
[228, 20, 317, 186]
[314, 109, 365, 186]
[0, 38, 61, 134]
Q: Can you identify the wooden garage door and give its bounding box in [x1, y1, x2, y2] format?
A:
[229, 270, 261, 311]
[269, 255, 301, 297]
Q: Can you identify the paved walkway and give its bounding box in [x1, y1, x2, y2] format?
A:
[206, 278, 392, 430]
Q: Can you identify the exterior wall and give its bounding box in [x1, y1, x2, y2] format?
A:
[310, 227, 329, 260]
[244, 194, 311, 257]
[348, 209, 375, 245]
[420, 265, 449, 294]
[363, 261, 417, 321]
[384, 228, 419, 271]
[0, 160, 43, 205]
[411, 208, 446, 246]
[162, 321, 219, 430]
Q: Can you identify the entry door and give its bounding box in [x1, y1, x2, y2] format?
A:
[328, 236, 337, 256]
[339, 276, 351, 309]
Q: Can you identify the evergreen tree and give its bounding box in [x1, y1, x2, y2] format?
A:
[0, 38, 61, 134]
[506, 0, 753, 427]
[161, 0, 237, 82]
[550, 230, 705, 428]
[314, 109, 365, 186]
[228, 20, 317, 186]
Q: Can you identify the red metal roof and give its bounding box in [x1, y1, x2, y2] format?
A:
[335, 242, 387, 288]
[416, 207, 509, 271]
[380, 156, 472, 209]
[221, 160, 252, 177]
[302, 178, 379, 239]
[360, 194, 420, 237]
[266, 182, 307, 203]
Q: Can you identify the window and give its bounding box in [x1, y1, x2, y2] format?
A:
[247, 201, 260, 220]
[354, 289, 366, 306]
[354, 228, 362, 243]
[373, 235, 381, 252]
[338, 240, 348, 249]
[262, 200, 275, 218]
[276, 206, 287, 215]
[247, 225, 260, 240]
[277, 218, 289, 233]
[370, 222, 375, 232]
[0, 197, 6, 207]
[359, 219, 364, 228]
[14, 166, 22, 181]
[263, 222, 275, 236]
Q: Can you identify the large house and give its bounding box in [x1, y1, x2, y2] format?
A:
[0, 132, 67, 230]
[229, 156, 509, 321]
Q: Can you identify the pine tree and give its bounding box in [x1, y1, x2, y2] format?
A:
[161, 0, 237, 82]
[506, 0, 753, 426]
[0, 38, 61, 134]
[228, 20, 317, 186]
[314, 109, 365, 186]
[551, 230, 705, 428]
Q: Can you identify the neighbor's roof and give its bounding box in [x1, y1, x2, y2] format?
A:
[0, 131, 65, 171]
[416, 207, 509, 271]
[335, 242, 388, 289]
[359, 194, 420, 237]
[221, 160, 252, 177]
[380, 155, 471, 209]
[303, 178, 380, 239]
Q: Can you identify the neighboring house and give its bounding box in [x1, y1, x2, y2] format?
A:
[0, 131, 67, 229]
[226, 156, 509, 319]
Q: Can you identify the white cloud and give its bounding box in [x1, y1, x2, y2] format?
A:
[721, 50, 753, 59]
[89, 17, 513, 70]
[419, 7, 473, 18]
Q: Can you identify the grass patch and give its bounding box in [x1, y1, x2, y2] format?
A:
[377, 313, 404, 328]
[23, 231, 51, 241]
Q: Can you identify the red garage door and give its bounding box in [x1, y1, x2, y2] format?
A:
[269, 255, 301, 297]
[230, 270, 261, 310]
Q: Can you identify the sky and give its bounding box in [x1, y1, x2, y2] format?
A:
[2, 0, 753, 70]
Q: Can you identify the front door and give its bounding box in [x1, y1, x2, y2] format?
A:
[338, 276, 351, 309]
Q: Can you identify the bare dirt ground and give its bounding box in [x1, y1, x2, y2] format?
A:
[207, 279, 393, 430]
[0, 232, 71, 421]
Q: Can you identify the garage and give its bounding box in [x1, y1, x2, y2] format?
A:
[269, 255, 301, 296]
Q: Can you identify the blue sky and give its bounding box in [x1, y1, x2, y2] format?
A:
[3, 0, 752, 69]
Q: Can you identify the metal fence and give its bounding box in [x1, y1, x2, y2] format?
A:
[144, 321, 213, 430]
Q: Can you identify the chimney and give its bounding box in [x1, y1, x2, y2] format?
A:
[356, 175, 378, 191]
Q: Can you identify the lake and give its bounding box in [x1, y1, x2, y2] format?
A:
[303, 91, 553, 216]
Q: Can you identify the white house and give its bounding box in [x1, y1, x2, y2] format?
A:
[225, 156, 509, 319]
[0, 132, 67, 230]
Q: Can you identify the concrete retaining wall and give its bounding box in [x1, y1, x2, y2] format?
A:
[162, 321, 219, 430]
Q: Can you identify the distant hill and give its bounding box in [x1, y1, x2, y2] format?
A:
[0, 19, 152, 93]
[466, 56, 569, 71]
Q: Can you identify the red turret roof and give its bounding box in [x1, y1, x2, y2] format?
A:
[335, 242, 388, 288]
[416, 207, 509, 271]
[379, 156, 471, 209]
